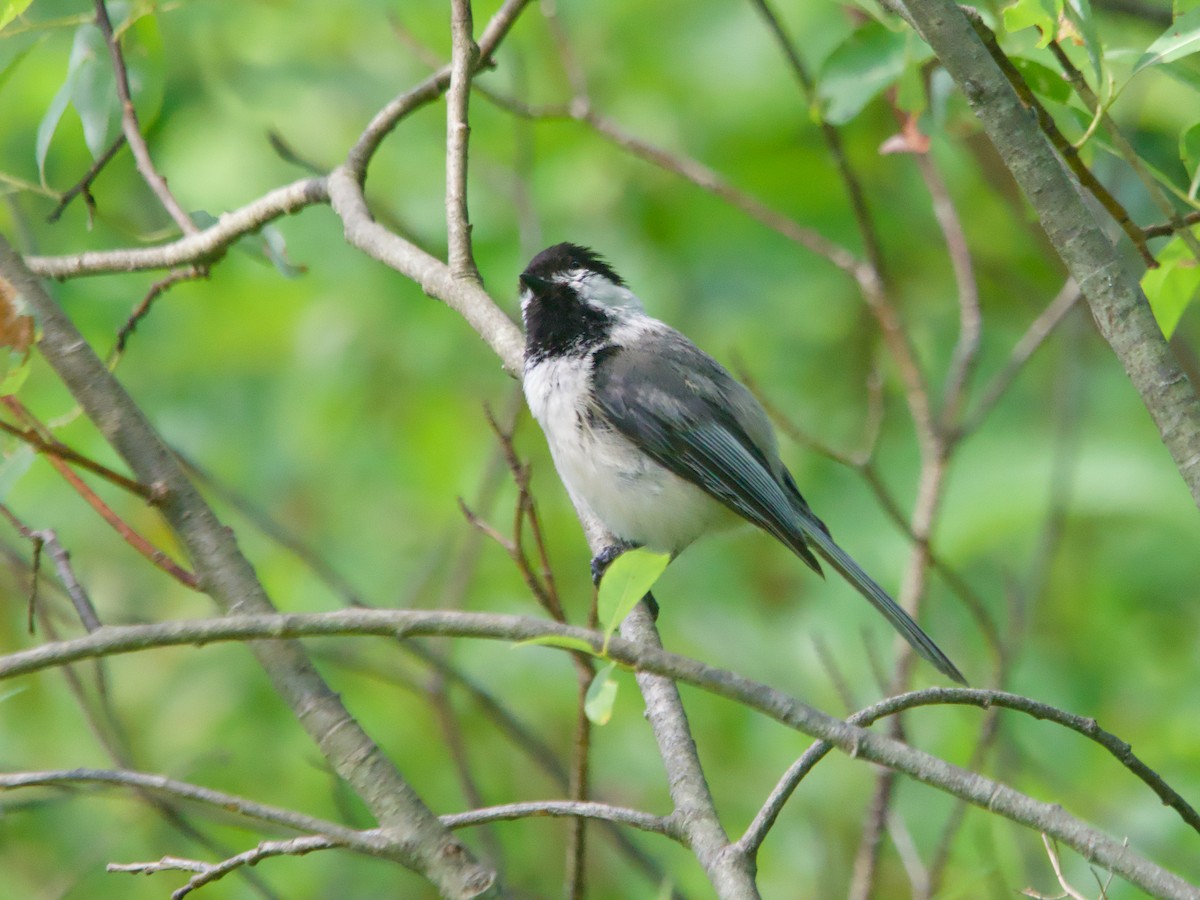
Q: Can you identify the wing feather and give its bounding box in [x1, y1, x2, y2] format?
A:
[591, 336, 965, 684]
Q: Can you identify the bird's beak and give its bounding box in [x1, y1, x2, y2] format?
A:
[520, 272, 552, 292]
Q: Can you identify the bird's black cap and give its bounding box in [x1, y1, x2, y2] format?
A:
[521, 243, 626, 287]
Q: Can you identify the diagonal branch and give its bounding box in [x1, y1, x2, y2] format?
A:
[0, 239, 499, 899]
[92, 0, 196, 235]
[897, 0, 1200, 509]
[345, 0, 531, 182]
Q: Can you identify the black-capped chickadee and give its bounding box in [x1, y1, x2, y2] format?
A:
[519, 242, 965, 684]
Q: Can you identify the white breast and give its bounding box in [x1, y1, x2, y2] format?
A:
[523, 355, 725, 554]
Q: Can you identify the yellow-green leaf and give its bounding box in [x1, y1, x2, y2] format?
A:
[597, 548, 670, 645]
[584, 662, 618, 725]
[511, 635, 598, 655]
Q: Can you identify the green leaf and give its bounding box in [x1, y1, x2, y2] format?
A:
[35, 22, 120, 181]
[817, 22, 932, 125]
[1065, 0, 1104, 85]
[1181, 121, 1200, 197]
[68, 23, 119, 160]
[35, 73, 75, 184]
[1002, 0, 1062, 47]
[1141, 233, 1200, 338]
[0, 38, 36, 94]
[511, 635, 598, 655]
[1010, 57, 1072, 105]
[584, 662, 618, 725]
[597, 548, 670, 645]
[0, 0, 33, 32]
[0, 444, 35, 501]
[260, 225, 307, 278]
[1134, 7, 1200, 75]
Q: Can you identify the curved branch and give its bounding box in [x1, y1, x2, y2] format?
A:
[327, 167, 523, 374]
[0, 768, 385, 850]
[24, 177, 328, 279]
[740, 686, 1200, 857]
[2, 608, 1195, 899]
[344, 0, 531, 181]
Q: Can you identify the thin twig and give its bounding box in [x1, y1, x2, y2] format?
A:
[745, 0, 887, 277]
[958, 279, 1082, 437]
[966, 16, 1156, 268]
[1047, 38, 1200, 264]
[110, 265, 208, 359]
[47, 133, 126, 224]
[1, 398, 195, 587]
[913, 148, 981, 428]
[26, 177, 329, 279]
[92, 0, 196, 235]
[344, 0, 532, 182]
[0, 413, 154, 499]
[441, 800, 676, 837]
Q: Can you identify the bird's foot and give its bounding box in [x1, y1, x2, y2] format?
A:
[591, 545, 660, 621]
[590, 542, 635, 586]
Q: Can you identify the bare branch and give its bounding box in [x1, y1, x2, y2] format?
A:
[739, 685, 1200, 857]
[46, 133, 126, 224]
[110, 266, 208, 358]
[7, 610, 1191, 897]
[959, 279, 1083, 437]
[441, 800, 676, 838]
[899, 0, 1200, 509]
[344, 0, 532, 182]
[914, 149, 981, 427]
[113, 836, 340, 900]
[26, 177, 329, 279]
[619, 602, 759, 898]
[327, 167, 523, 374]
[0, 239, 498, 898]
[446, 0, 480, 280]
[0, 768, 384, 845]
[92, 0, 196, 235]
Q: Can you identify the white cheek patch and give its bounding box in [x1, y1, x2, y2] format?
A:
[549, 269, 644, 312]
[584, 278, 643, 312]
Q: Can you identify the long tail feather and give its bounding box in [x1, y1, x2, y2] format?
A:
[798, 521, 966, 685]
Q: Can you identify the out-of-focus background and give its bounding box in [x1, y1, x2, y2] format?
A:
[1, 0, 1198, 896]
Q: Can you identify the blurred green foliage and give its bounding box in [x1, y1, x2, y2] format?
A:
[1, 0, 1199, 897]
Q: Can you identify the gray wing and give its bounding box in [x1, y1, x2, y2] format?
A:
[591, 336, 826, 574]
[591, 334, 966, 685]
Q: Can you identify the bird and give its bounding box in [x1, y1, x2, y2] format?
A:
[518, 242, 965, 684]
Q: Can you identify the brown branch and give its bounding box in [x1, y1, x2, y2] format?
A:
[969, 18, 1156, 268]
[26, 177, 329, 279]
[344, 0, 532, 182]
[46, 133, 126, 224]
[92, 0, 196, 235]
[111, 266, 208, 358]
[0, 415, 153, 501]
[1047, 38, 1200, 264]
